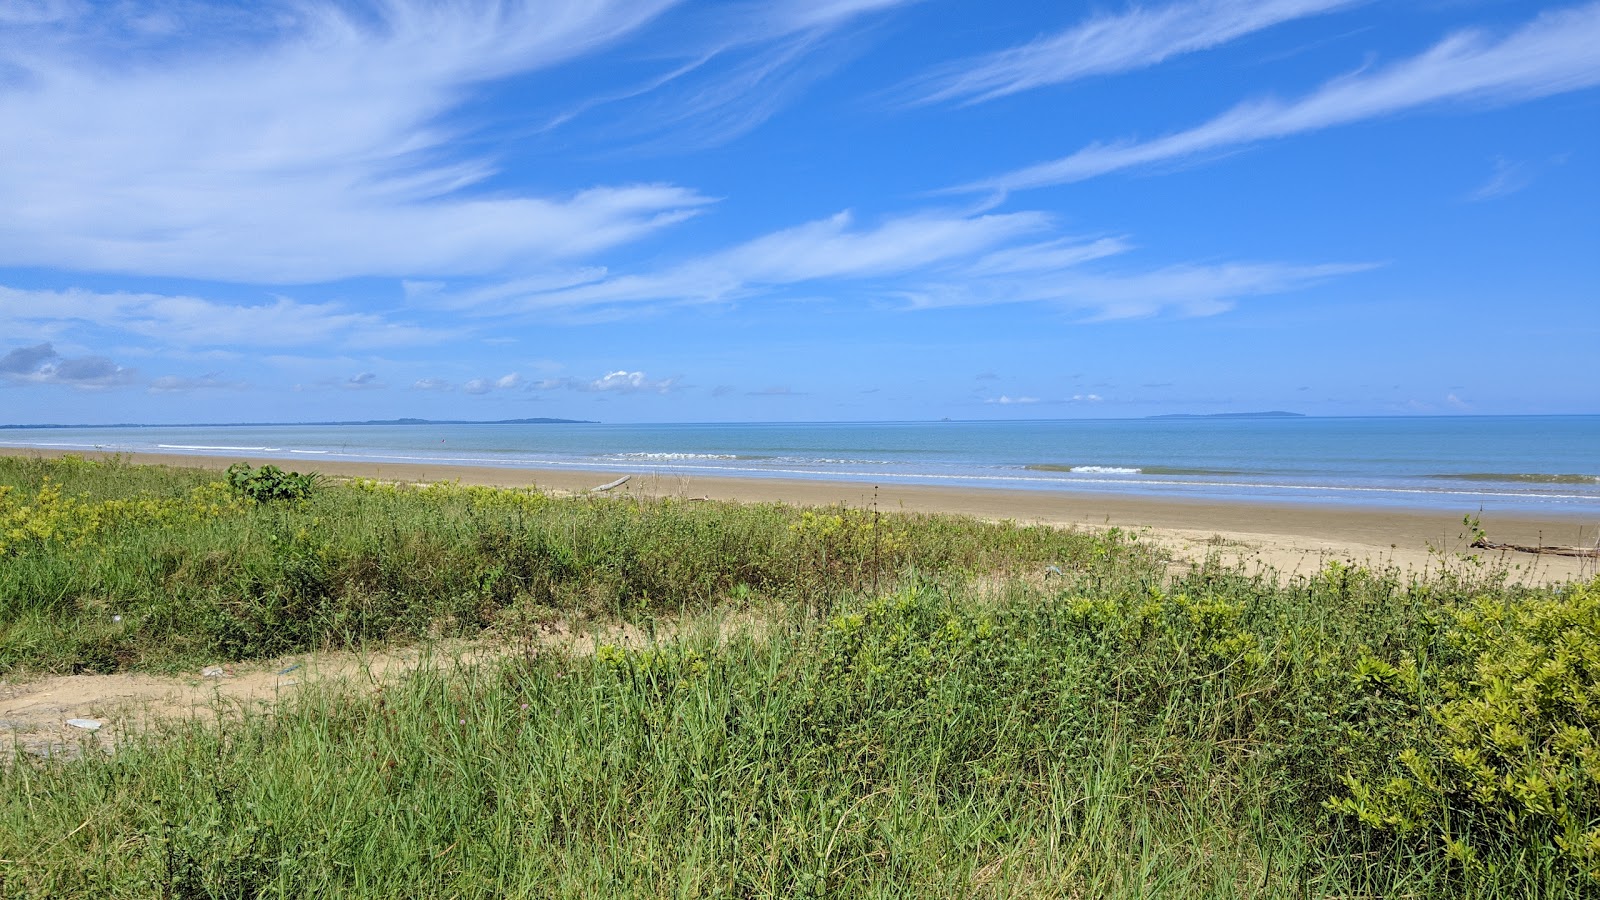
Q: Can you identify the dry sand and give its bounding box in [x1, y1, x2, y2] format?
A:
[3, 445, 1595, 759]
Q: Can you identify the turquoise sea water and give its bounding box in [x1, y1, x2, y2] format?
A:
[4, 417, 1598, 515]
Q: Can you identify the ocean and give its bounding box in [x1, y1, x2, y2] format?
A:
[3, 416, 1598, 515]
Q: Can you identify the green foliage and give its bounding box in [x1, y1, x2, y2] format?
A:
[1, 454, 1593, 895]
[1330, 577, 1600, 884]
[0, 456, 1126, 673]
[225, 462, 320, 503]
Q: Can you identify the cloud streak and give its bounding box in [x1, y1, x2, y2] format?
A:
[0, 0, 713, 282]
[417, 207, 1369, 321]
[908, 0, 1360, 105]
[0, 285, 451, 350]
[965, 2, 1600, 192]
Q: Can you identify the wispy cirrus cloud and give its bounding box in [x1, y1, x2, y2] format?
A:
[422, 209, 1056, 315]
[547, 0, 921, 150]
[897, 258, 1374, 320]
[1467, 156, 1535, 201]
[0, 0, 713, 283]
[906, 0, 1361, 106]
[416, 207, 1368, 321]
[0, 285, 451, 350]
[963, 2, 1600, 193]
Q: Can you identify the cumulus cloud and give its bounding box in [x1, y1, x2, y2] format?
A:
[582, 370, 677, 393]
[0, 342, 136, 388]
[987, 395, 1038, 405]
[0, 343, 57, 376]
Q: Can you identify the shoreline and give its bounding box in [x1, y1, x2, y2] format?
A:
[5, 446, 1596, 584]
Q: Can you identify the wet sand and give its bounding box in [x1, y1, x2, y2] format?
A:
[5, 447, 1597, 584]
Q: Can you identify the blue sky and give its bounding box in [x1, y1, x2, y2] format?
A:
[1, 0, 1596, 424]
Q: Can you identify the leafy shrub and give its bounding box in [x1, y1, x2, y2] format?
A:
[1330, 577, 1600, 882]
[225, 462, 320, 503]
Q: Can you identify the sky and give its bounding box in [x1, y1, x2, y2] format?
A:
[1, 0, 1597, 424]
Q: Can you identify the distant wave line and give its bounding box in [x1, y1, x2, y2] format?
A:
[1027, 464, 1247, 476]
[1427, 472, 1599, 485]
[158, 444, 282, 452]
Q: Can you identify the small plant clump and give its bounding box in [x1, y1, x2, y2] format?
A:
[225, 461, 320, 503]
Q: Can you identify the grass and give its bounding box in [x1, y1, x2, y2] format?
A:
[0, 454, 1115, 674]
[0, 455, 1596, 897]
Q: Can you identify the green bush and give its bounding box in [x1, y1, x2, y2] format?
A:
[225, 462, 319, 503]
[1330, 577, 1600, 883]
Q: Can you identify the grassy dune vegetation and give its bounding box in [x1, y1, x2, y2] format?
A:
[0, 455, 1596, 898]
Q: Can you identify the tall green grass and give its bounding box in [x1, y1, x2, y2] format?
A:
[0, 455, 1120, 674]
[4, 571, 1595, 897]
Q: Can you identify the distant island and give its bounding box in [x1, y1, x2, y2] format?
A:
[1147, 411, 1305, 419]
[0, 417, 595, 429]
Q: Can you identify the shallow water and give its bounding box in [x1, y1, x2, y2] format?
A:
[5, 416, 1598, 514]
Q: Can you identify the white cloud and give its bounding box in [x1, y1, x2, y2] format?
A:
[411, 378, 454, 392]
[0, 285, 450, 349]
[899, 259, 1376, 319]
[551, 0, 921, 150]
[414, 207, 1370, 321]
[583, 371, 677, 393]
[0, 0, 714, 282]
[908, 0, 1361, 105]
[428, 209, 1056, 314]
[987, 395, 1038, 405]
[966, 3, 1600, 192]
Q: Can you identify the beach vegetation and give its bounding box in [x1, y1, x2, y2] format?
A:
[225, 462, 321, 504]
[0, 455, 1594, 896]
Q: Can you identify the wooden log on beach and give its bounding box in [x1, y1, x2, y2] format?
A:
[1472, 534, 1600, 557]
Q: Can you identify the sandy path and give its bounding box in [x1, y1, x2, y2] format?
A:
[0, 621, 664, 762]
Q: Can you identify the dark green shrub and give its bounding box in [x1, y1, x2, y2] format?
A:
[225, 462, 319, 503]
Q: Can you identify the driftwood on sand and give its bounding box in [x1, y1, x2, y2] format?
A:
[590, 475, 631, 493]
[1470, 538, 1600, 558]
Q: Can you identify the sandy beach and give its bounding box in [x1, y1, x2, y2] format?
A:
[6, 446, 1595, 585]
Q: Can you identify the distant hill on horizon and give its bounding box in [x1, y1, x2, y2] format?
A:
[0, 417, 596, 429]
[1147, 411, 1305, 419]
